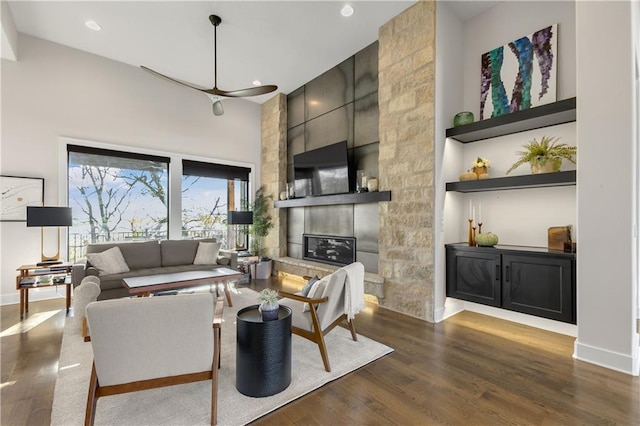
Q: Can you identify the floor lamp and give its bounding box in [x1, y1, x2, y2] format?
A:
[227, 211, 253, 251]
[26, 206, 72, 266]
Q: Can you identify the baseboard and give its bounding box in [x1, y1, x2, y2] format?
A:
[574, 333, 640, 376]
[457, 300, 578, 337]
[1, 287, 63, 306]
[435, 299, 464, 322]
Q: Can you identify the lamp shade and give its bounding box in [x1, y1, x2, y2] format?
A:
[26, 206, 72, 227]
[227, 211, 253, 225]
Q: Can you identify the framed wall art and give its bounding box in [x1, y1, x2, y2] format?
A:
[1, 175, 44, 221]
[480, 24, 558, 120]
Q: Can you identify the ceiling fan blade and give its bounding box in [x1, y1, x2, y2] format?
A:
[208, 85, 278, 98]
[140, 66, 209, 92]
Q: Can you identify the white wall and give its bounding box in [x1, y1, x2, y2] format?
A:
[435, 1, 465, 321]
[436, 1, 577, 330]
[0, 34, 262, 305]
[574, 1, 638, 376]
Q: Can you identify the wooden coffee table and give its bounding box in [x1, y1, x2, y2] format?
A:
[122, 268, 242, 306]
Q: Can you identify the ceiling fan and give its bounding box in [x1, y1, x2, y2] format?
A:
[141, 14, 277, 116]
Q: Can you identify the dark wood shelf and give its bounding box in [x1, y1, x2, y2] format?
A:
[446, 97, 576, 143]
[446, 170, 576, 193]
[274, 191, 391, 208]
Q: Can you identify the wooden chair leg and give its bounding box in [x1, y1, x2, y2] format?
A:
[348, 319, 358, 341]
[211, 326, 220, 425]
[316, 331, 331, 372]
[84, 363, 99, 426]
[82, 317, 91, 342]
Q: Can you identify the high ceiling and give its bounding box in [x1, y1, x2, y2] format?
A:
[4, 1, 498, 103]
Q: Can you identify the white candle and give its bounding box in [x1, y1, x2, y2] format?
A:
[472, 206, 476, 224]
[479, 202, 482, 223]
[469, 200, 472, 219]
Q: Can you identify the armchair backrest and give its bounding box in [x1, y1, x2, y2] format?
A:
[315, 269, 347, 330]
[86, 293, 215, 387]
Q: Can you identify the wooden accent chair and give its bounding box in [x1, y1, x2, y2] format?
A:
[84, 293, 223, 426]
[278, 263, 365, 372]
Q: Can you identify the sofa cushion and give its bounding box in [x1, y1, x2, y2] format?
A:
[193, 242, 222, 265]
[159, 239, 217, 266]
[160, 240, 199, 266]
[86, 247, 130, 276]
[87, 241, 161, 270]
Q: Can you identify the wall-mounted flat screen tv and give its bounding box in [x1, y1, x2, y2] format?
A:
[294, 141, 350, 197]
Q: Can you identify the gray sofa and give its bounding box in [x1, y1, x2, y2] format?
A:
[72, 239, 238, 300]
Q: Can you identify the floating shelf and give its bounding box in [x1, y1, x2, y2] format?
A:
[445, 171, 576, 193]
[274, 191, 391, 208]
[446, 97, 576, 143]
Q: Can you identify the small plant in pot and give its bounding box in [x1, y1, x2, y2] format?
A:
[257, 288, 279, 321]
[506, 136, 576, 174]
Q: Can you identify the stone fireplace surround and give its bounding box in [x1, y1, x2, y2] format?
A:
[260, 2, 435, 320]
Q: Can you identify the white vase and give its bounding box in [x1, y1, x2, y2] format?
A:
[367, 177, 379, 192]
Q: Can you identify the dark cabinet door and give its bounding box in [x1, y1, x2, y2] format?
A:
[502, 254, 575, 323]
[446, 247, 501, 307]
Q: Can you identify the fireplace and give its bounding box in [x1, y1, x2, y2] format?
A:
[303, 234, 356, 266]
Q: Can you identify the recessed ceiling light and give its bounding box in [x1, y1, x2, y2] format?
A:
[341, 5, 354, 17]
[252, 80, 262, 86]
[85, 20, 102, 31]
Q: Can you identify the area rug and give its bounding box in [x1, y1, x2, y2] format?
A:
[51, 287, 393, 425]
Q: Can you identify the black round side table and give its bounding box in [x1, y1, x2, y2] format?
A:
[236, 304, 292, 397]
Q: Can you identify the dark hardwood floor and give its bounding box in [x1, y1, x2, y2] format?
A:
[2, 277, 639, 425]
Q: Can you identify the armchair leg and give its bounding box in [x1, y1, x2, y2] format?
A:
[317, 333, 331, 372]
[348, 319, 358, 341]
[85, 363, 99, 426]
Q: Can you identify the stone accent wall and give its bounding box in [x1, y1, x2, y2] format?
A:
[260, 93, 287, 259]
[377, 1, 436, 320]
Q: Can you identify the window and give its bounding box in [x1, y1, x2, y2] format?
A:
[182, 160, 250, 248]
[67, 145, 169, 261]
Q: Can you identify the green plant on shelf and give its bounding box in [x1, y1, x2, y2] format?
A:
[506, 136, 576, 174]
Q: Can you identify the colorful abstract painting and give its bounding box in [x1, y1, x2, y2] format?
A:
[480, 24, 557, 120]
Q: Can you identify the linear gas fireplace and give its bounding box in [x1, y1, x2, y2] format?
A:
[303, 234, 356, 267]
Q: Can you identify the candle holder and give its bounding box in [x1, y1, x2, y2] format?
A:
[468, 218, 475, 246]
[478, 222, 483, 235]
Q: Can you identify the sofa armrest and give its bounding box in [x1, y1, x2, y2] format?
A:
[218, 249, 238, 270]
[71, 258, 88, 288]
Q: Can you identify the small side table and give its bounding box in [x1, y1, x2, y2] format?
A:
[236, 304, 292, 397]
[16, 263, 73, 319]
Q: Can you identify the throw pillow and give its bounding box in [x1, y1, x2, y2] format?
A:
[303, 275, 330, 312]
[300, 275, 319, 297]
[86, 247, 130, 276]
[193, 242, 222, 265]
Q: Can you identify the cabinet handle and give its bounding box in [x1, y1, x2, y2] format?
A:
[505, 265, 510, 282]
[495, 264, 500, 280]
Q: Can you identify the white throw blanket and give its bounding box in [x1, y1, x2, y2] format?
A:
[342, 262, 365, 320]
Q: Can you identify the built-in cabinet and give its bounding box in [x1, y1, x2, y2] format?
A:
[444, 98, 578, 324]
[446, 244, 576, 323]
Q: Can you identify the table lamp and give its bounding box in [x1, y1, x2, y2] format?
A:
[26, 206, 72, 265]
[227, 211, 253, 251]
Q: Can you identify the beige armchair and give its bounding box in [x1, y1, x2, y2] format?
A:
[72, 275, 101, 342]
[278, 262, 365, 372]
[84, 293, 223, 426]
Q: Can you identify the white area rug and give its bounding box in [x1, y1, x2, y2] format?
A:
[51, 287, 393, 425]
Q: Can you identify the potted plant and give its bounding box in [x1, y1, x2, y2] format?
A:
[470, 157, 492, 178]
[251, 186, 274, 279]
[506, 136, 577, 174]
[257, 288, 279, 321]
